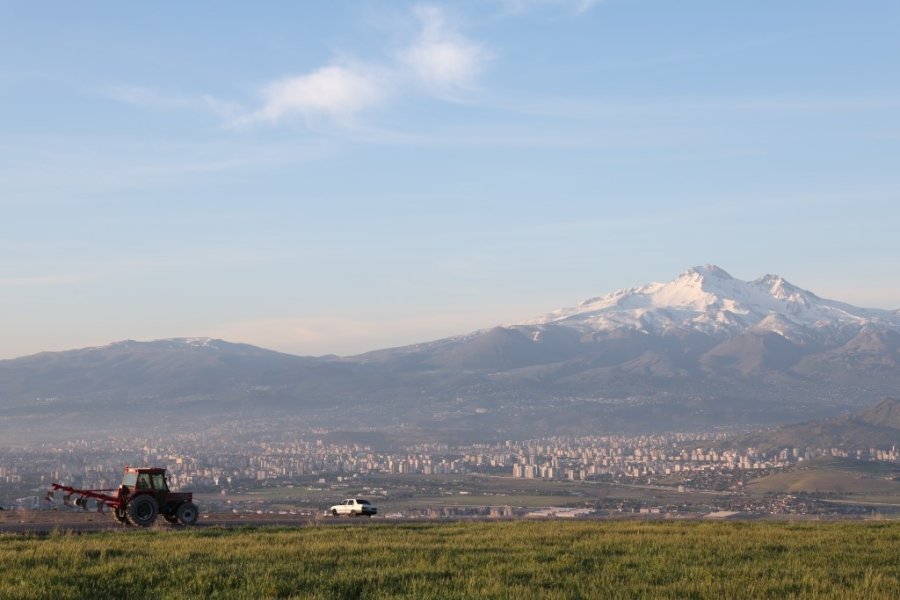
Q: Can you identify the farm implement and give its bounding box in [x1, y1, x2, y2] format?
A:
[45, 465, 198, 527]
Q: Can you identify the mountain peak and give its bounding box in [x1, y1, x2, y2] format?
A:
[751, 273, 814, 303]
[524, 265, 900, 340]
[682, 264, 734, 280]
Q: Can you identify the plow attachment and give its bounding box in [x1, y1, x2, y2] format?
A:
[45, 484, 120, 513]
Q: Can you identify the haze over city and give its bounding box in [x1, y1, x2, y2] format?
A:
[3, 1, 899, 360]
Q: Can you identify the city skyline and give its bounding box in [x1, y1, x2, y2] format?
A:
[3, 1, 900, 360]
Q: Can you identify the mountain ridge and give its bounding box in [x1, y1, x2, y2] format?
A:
[521, 265, 898, 343]
[2, 265, 898, 441]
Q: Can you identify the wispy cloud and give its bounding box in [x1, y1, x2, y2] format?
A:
[101, 85, 243, 120]
[400, 5, 488, 97]
[233, 5, 489, 128]
[100, 6, 491, 130]
[234, 63, 391, 127]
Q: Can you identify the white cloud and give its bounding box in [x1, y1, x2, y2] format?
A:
[154, 5, 489, 130]
[236, 64, 390, 127]
[400, 5, 487, 96]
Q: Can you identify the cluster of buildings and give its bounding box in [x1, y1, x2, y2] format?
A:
[507, 436, 898, 482]
[0, 466, 22, 485]
[0, 430, 896, 511]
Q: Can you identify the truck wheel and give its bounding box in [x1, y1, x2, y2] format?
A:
[127, 495, 158, 527]
[332, 509, 338, 517]
[176, 502, 199, 526]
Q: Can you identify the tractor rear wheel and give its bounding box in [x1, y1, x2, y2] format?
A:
[176, 502, 199, 526]
[127, 495, 158, 527]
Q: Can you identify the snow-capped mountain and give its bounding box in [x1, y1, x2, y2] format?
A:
[524, 264, 899, 344]
[356, 265, 900, 387]
[2, 265, 898, 441]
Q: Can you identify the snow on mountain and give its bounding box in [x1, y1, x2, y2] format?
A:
[523, 265, 900, 342]
[77, 337, 300, 358]
[86, 337, 220, 352]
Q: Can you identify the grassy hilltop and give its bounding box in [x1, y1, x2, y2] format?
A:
[1, 521, 898, 599]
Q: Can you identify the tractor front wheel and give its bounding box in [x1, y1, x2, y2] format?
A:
[127, 495, 158, 527]
[176, 502, 199, 526]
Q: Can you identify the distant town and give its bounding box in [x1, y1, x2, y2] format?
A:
[2, 427, 896, 519]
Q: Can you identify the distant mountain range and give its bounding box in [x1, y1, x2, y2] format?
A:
[2, 265, 898, 442]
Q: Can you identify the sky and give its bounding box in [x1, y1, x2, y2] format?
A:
[2, 0, 899, 359]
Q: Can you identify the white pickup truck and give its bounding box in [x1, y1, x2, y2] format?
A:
[330, 498, 377, 517]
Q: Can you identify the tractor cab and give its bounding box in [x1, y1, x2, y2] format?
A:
[121, 467, 169, 493]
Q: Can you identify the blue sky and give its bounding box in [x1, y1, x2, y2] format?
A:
[2, 0, 899, 359]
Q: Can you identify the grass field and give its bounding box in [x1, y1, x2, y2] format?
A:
[745, 457, 900, 502]
[1, 521, 898, 599]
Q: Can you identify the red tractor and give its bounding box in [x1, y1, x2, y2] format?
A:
[46, 466, 199, 527]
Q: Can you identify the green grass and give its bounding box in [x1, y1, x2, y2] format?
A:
[745, 457, 900, 501]
[1, 521, 898, 599]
